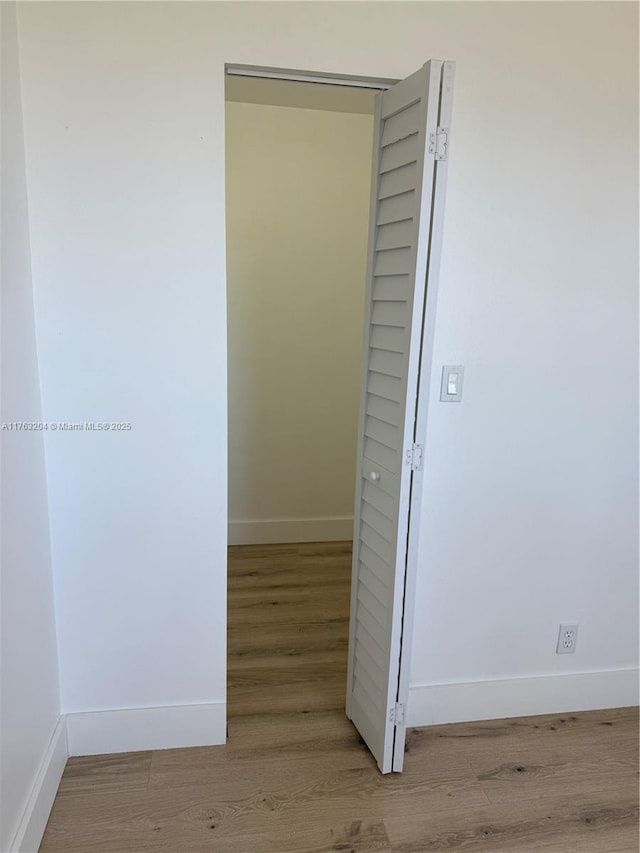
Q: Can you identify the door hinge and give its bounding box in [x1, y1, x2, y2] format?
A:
[406, 443, 423, 471]
[428, 126, 450, 161]
[389, 703, 405, 726]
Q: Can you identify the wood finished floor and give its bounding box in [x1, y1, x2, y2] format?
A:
[40, 542, 639, 852]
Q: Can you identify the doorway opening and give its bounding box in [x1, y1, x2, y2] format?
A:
[224, 67, 380, 731]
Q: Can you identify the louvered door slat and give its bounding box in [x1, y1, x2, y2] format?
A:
[371, 300, 407, 326]
[377, 191, 415, 225]
[368, 349, 404, 378]
[361, 500, 394, 544]
[362, 478, 396, 519]
[360, 542, 393, 587]
[380, 135, 420, 174]
[360, 521, 393, 564]
[367, 371, 402, 403]
[370, 325, 406, 353]
[366, 394, 401, 428]
[376, 221, 413, 252]
[380, 103, 420, 146]
[378, 163, 418, 200]
[373, 248, 412, 278]
[373, 275, 411, 301]
[364, 437, 397, 473]
[355, 598, 387, 652]
[364, 413, 398, 448]
[354, 658, 385, 708]
[356, 619, 386, 662]
[355, 636, 386, 686]
[358, 562, 390, 611]
[357, 584, 388, 633]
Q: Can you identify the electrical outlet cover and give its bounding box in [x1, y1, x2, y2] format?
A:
[556, 623, 579, 654]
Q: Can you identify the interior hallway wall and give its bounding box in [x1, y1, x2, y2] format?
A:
[226, 100, 373, 545]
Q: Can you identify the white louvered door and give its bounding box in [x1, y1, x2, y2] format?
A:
[346, 60, 455, 774]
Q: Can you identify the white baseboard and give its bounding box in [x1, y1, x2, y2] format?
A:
[407, 668, 639, 728]
[228, 516, 353, 546]
[66, 701, 226, 757]
[9, 716, 68, 853]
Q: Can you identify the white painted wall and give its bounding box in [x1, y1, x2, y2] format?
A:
[1, 4, 63, 847]
[16, 3, 228, 735]
[15, 1, 638, 745]
[226, 100, 372, 544]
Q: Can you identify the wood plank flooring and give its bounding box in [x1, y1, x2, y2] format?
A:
[40, 542, 639, 852]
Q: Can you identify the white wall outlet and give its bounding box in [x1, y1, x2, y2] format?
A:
[556, 623, 579, 654]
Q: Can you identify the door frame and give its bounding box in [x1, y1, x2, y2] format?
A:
[223, 62, 451, 768]
[225, 63, 399, 91]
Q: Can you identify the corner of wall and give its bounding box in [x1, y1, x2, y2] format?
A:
[8, 717, 67, 853]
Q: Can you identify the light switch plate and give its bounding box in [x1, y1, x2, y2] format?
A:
[440, 365, 464, 402]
